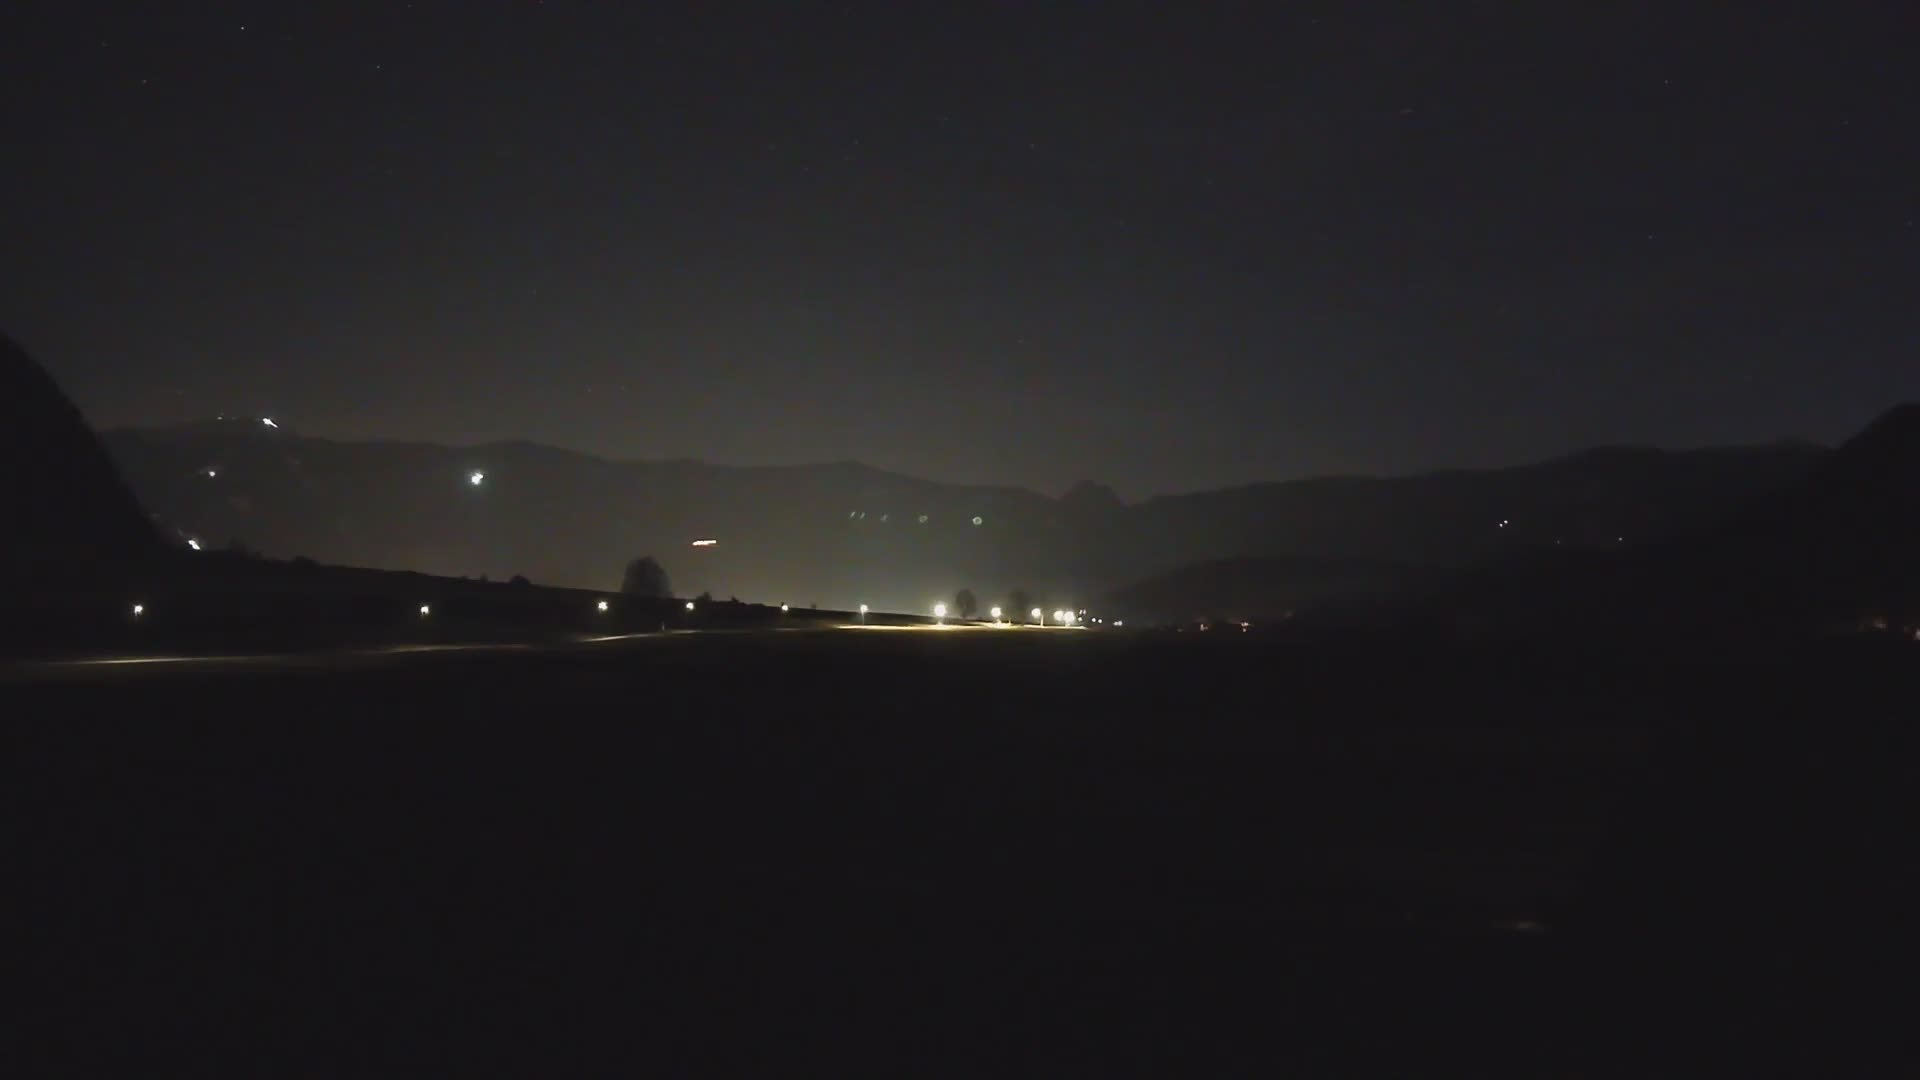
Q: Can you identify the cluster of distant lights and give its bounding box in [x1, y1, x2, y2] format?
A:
[849, 511, 986, 527]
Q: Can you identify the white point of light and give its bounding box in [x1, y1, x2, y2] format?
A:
[418, 604, 431, 616]
[971, 515, 983, 526]
[781, 603, 790, 612]
[469, 470, 486, 487]
[131, 603, 144, 617]
[691, 538, 718, 547]
[260, 417, 277, 429]
[989, 606, 1003, 621]
[1031, 607, 1043, 623]
[596, 599, 609, 612]
[917, 514, 928, 524]
[933, 602, 947, 619]
[204, 468, 218, 478]
[186, 538, 202, 551]
[685, 600, 696, 611]
[1113, 620, 1124, 628]
[859, 603, 869, 615]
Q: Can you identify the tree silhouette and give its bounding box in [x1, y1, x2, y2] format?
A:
[620, 556, 671, 598]
[954, 587, 979, 620]
[1009, 587, 1033, 621]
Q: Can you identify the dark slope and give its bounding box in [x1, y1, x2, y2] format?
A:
[1744, 402, 1920, 624]
[0, 332, 162, 599]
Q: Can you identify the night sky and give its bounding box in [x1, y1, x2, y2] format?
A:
[5, 2, 1917, 497]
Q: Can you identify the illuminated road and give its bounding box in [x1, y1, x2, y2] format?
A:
[2, 622, 1091, 681]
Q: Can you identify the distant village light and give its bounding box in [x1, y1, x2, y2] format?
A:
[690, 538, 718, 547]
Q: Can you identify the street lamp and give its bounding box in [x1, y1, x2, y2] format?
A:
[1031, 606, 1043, 625]
[859, 603, 869, 622]
[781, 603, 790, 612]
[933, 602, 947, 624]
[596, 599, 609, 612]
[685, 600, 696, 612]
[418, 604, 431, 616]
[989, 606, 1003, 622]
[131, 603, 145, 618]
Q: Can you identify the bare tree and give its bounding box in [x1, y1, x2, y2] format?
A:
[954, 587, 979, 620]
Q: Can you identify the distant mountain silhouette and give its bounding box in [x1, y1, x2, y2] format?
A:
[1402, 404, 1920, 643]
[1100, 443, 1828, 625]
[100, 422, 1828, 613]
[1, 332, 162, 599]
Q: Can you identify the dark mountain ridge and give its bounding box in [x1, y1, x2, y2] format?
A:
[101, 417, 1829, 613]
[1407, 403, 1920, 644]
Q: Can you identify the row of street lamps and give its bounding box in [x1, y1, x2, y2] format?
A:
[126, 595, 1121, 632]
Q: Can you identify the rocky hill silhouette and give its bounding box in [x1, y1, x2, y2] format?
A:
[1, 332, 162, 600]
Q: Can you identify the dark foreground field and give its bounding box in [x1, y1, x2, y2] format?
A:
[5, 629, 1912, 1075]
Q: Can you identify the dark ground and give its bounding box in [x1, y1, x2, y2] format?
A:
[4, 629, 1912, 1075]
